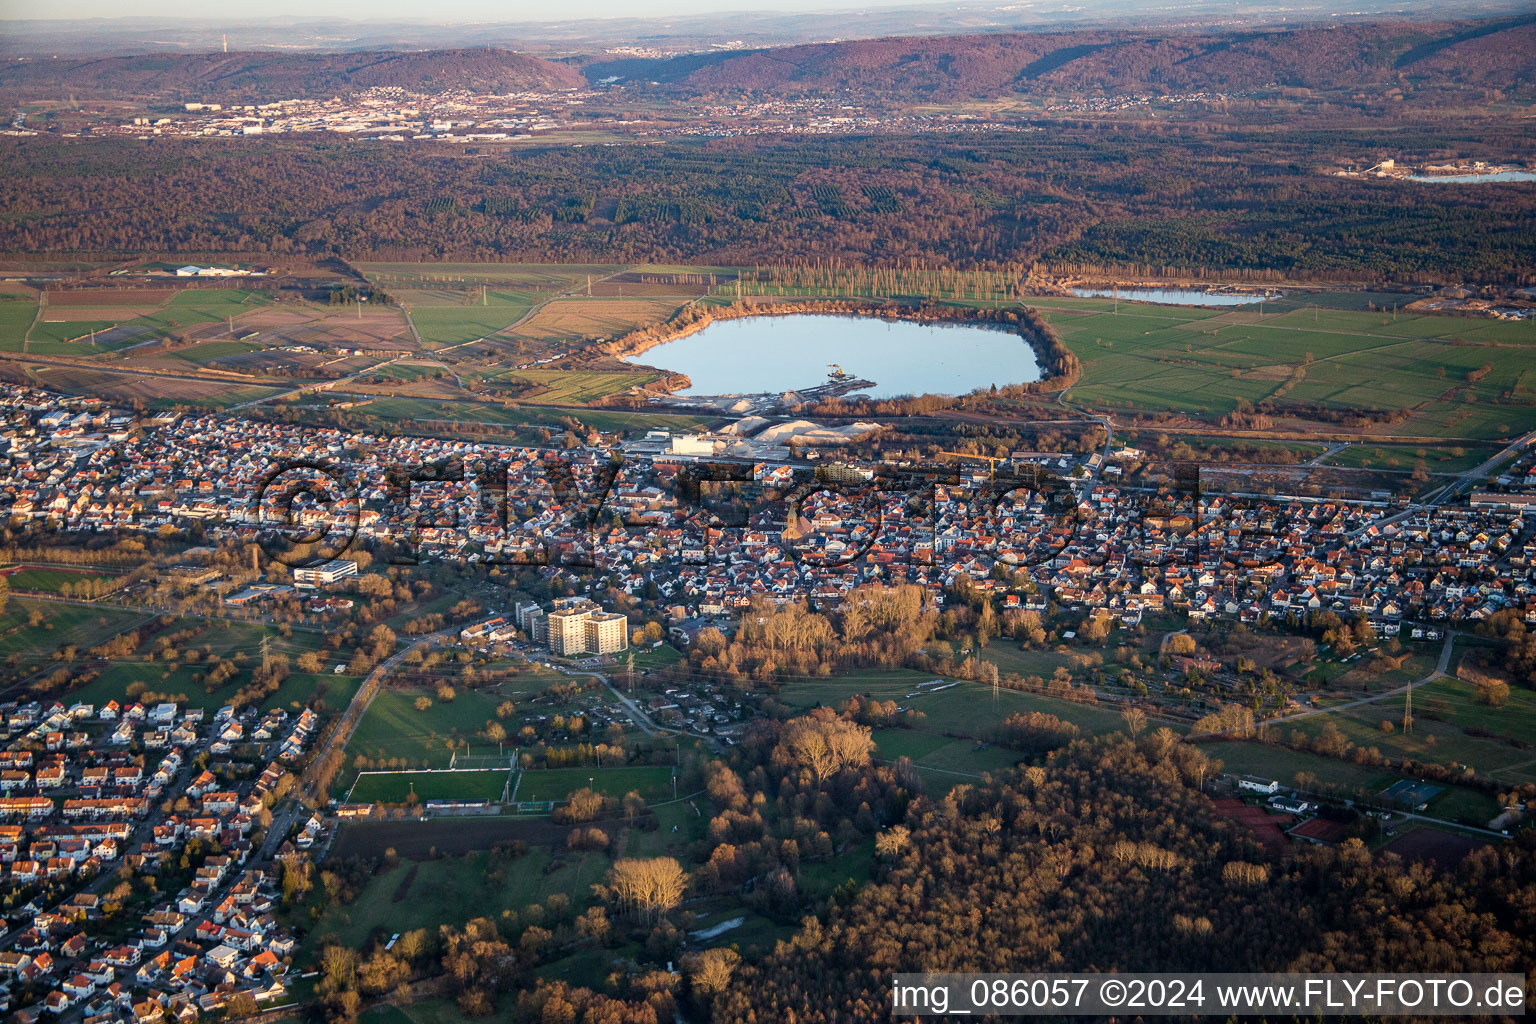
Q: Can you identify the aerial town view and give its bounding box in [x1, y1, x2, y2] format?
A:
[0, 0, 1534, 1019]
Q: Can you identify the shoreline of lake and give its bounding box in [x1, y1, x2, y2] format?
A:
[621, 311, 1043, 399]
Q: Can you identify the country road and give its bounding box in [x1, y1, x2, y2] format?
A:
[1263, 630, 1457, 728]
[298, 622, 475, 803]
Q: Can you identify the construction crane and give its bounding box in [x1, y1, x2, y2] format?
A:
[939, 451, 1006, 479]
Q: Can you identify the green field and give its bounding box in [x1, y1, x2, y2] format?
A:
[26, 319, 122, 348]
[148, 385, 285, 410]
[171, 339, 266, 363]
[0, 599, 148, 661]
[1294, 677, 1536, 788]
[776, 670, 1135, 740]
[64, 620, 360, 713]
[357, 263, 621, 288]
[314, 843, 612, 949]
[872, 728, 1024, 783]
[348, 395, 713, 437]
[515, 764, 675, 803]
[1018, 296, 1536, 439]
[1320, 443, 1491, 472]
[3, 567, 121, 593]
[407, 302, 536, 348]
[347, 769, 509, 804]
[364, 362, 441, 382]
[346, 687, 506, 772]
[16, 289, 269, 356]
[0, 299, 38, 352]
[500, 367, 659, 404]
[1207, 739, 1499, 823]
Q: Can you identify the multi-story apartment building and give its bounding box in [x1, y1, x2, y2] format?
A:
[545, 598, 629, 657]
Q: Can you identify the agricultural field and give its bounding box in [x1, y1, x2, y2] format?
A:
[0, 298, 38, 352]
[498, 297, 680, 344]
[1019, 295, 1536, 439]
[356, 263, 621, 289]
[491, 367, 659, 404]
[1318, 443, 1491, 472]
[339, 395, 713, 438]
[168, 339, 266, 363]
[406, 299, 538, 349]
[347, 768, 509, 804]
[24, 363, 284, 409]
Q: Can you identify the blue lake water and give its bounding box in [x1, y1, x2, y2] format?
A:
[625, 314, 1042, 398]
[1068, 286, 1278, 306]
[1405, 170, 1536, 184]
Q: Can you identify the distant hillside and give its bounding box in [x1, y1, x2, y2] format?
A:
[588, 17, 1536, 99]
[0, 49, 585, 102]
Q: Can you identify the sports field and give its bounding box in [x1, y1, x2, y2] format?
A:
[1, 567, 121, 593]
[515, 764, 674, 803]
[348, 769, 509, 804]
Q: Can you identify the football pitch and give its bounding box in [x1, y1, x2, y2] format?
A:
[347, 768, 510, 804]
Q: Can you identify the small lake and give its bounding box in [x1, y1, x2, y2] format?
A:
[1068, 286, 1278, 306]
[1405, 170, 1536, 184]
[626, 314, 1041, 398]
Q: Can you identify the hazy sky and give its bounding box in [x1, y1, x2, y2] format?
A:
[3, 0, 897, 20]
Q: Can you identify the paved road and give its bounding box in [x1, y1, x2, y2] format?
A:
[1424, 428, 1536, 507]
[1264, 630, 1456, 727]
[227, 354, 406, 411]
[298, 623, 473, 803]
[509, 650, 727, 752]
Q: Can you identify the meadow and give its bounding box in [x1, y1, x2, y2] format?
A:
[65, 619, 361, 715]
[1022, 296, 1536, 439]
[405, 299, 538, 349]
[0, 599, 148, 663]
[1291, 674, 1536, 789]
[345, 687, 506, 773]
[774, 667, 1134, 785]
[312, 843, 613, 950]
[1319, 443, 1492, 472]
[346, 395, 713, 437]
[514, 764, 675, 803]
[1207, 739, 1499, 823]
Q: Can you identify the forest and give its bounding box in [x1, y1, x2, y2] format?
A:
[709, 737, 1536, 1023]
[2, 116, 1533, 280]
[609, 17, 1536, 103]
